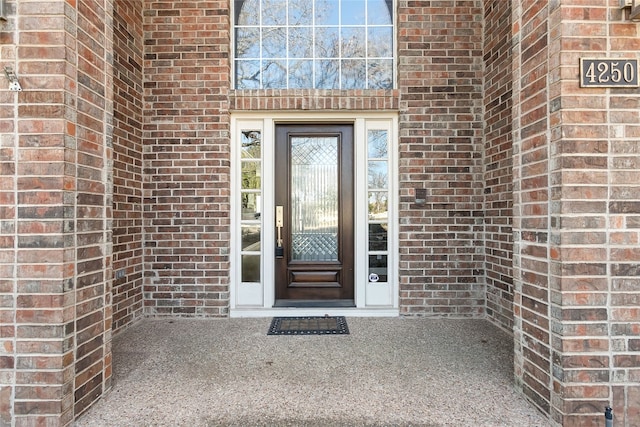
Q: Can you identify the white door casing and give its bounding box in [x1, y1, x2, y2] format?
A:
[230, 112, 398, 317]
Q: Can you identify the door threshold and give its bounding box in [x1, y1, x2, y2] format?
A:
[273, 299, 355, 308]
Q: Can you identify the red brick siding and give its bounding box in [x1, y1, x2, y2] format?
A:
[396, 1, 485, 316]
[551, 3, 640, 426]
[230, 89, 399, 111]
[0, 2, 18, 424]
[73, 0, 114, 418]
[514, 1, 640, 425]
[512, 0, 552, 417]
[2, 1, 76, 424]
[112, 0, 144, 334]
[1, 0, 113, 423]
[143, 0, 231, 316]
[483, 0, 514, 333]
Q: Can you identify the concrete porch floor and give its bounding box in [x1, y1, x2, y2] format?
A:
[75, 318, 548, 426]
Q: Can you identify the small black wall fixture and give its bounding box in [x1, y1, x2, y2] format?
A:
[3, 66, 22, 91]
[0, 0, 6, 21]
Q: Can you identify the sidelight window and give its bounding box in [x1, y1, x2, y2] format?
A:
[240, 130, 262, 284]
[367, 129, 389, 283]
[233, 0, 394, 90]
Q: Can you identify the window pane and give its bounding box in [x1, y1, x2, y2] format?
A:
[315, 59, 339, 89]
[241, 225, 261, 251]
[289, 27, 313, 58]
[368, 0, 391, 25]
[369, 191, 388, 219]
[236, 60, 261, 89]
[315, 27, 339, 58]
[289, 0, 313, 25]
[341, 27, 366, 58]
[341, 59, 366, 89]
[235, 0, 393, 89]
[369, 223, 387, 251]
[242, 161, 261, 189]
[262, 60, 287, 88]
[289, 60, 314, 88]
[263, 27, 286, 58]
[369, 254, 388, 282]
[262, 0, 286, 25]
[242, 255, 261, 282]
[316, 0, 339, 25]
[368, 130, 388, 158]
[368, 59, 393, 89]
[368, 161, 388, 189]
[236, 0, 259, 25]
[241, 130, 261, 159]
[368, 27, 392, 57]
[241, 193, 261, 220]
[236, 28, 260, 58]
[342, 0, 365, 25]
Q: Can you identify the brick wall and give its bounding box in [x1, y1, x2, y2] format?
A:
[483, 0, 514, 332]
[512, 0, 553, 416]
[0, 0, 113, 423]
[112, 0, 144, 334]
[142, 0, 231, 316]
[0, 2, 18, 423]
[396, 0, 485, 316]
[513, 1, 640, 425]
[73, 0, 114, 416]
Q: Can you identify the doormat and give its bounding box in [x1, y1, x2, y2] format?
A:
[267, 316, 349, 335]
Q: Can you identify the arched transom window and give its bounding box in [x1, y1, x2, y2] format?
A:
[234, 0, 394, 90]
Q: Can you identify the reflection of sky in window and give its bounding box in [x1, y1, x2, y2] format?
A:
[235, 0, 393, 89]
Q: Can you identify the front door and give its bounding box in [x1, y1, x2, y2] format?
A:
[274, 124, 354, 306]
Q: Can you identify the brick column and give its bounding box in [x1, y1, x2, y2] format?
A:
[0, 0, 113, 424]
[513, 1, 640, 425]
[396, 0, 486, 316]
[143, 0, 231, 316]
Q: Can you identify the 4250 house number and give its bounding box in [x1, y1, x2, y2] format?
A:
[580, 58, 639, 88]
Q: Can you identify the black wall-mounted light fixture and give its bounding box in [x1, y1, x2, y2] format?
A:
[0, 0, 7, 21]
[415, 188, 427, 207]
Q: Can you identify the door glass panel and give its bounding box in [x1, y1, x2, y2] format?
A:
[368, 160, 388, 189]
[241, 161, 261, 189]
[241, 225, 261, 251]
[241, 255, 261, 282]
[368, 223, 387, 251]
[368, 254, 387, 282]
[241, 193, 261, 220]
[367, 130, 388, 158]
[368, 191, 388, 220]
[290, 136, 339, 262]
[241, 131, 261, 158]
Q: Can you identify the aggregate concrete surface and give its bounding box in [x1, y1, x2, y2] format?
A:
[75, 318, 549, 427]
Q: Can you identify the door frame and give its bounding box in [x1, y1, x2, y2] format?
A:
[230, 112, 399, 317]
[274, 124, 355, 305]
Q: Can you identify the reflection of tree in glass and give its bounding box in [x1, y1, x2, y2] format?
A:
[368, 130, 388, 158]
[369, 164, 388, 190]
[235, 0, 393, 89]
[241, 131, 261, 213]
[241, 131, 261, 158]
[368, 192, 388, 218]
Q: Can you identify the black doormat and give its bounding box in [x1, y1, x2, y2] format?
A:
[267, 316, 349, 335]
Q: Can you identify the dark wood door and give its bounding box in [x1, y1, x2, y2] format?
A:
[274, 124, 354, 306]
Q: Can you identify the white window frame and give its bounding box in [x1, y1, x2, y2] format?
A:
[231, 0, 397, 90]
[230, 112, 398, 317]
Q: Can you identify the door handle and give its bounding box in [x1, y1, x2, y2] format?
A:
[275, 206, 284, 258]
